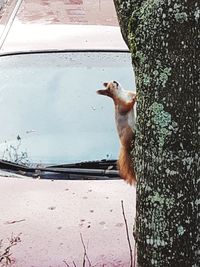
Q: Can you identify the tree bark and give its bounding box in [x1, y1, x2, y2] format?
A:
[113, 1, 199, 266]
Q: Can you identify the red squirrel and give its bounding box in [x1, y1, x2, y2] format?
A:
[97, 81, 136, 184]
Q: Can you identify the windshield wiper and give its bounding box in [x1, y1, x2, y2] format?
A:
[0, 159, 119, 179]
[48, 159, 117, 170]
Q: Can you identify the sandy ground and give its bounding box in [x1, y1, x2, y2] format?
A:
[0, 0, 15, 36]
[0, 176, 136, 267]
[0, 0, 124, 54]
[0, 0, 118, 27]
[16, 0, 118, 26]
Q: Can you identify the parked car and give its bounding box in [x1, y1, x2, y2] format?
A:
[0, 1, 136, 266]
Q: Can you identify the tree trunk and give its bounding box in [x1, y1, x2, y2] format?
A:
[113, 1, 199, 266]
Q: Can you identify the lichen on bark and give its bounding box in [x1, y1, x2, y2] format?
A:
[113, 0, 200, 266]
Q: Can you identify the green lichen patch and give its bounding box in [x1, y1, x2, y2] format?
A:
[147, 191, 175, 209]
[151, 62, 172, 87]
[175, 12, 188, 23]
[148, 102, 172, 150]
[128, 31, 137, 55]
[118, 0, 131, 10]
[159, 67, 172, 87]
[177, 225, 186, 236]
[194, 7, 200, 22]
[143, 73, 151, 85]
[135, 50, 147, 64]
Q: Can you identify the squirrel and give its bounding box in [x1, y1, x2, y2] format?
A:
[97, 81, 136, 185]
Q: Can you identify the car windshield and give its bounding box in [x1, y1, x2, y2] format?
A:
[0, 51, 135, 166]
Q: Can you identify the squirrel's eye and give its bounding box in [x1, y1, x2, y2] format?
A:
[113, 81, 119, 87]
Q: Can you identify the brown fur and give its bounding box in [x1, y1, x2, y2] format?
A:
[117, 110, 136, 185]
[97, 81, 136, 185]
[118, 144, 136, 185]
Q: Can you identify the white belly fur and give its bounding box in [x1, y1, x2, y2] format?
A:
[128, 108, 135, 132]
[115, 107, 135, 139]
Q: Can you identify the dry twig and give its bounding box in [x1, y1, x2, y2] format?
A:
[0, 233, 21, 266]
[133, 242, 137, 267]
[121, 200, 133, 267]
[80, 233, 92, 267]
[63, 260, 70, 267]
[5, 219, 26, 225]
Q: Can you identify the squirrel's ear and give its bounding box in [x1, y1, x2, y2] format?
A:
[103, 82, 108, 87]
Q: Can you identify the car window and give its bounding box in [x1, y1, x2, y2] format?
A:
[0, 51, 135, 166]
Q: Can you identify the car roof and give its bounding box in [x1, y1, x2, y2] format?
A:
[0, 0, 129, 54]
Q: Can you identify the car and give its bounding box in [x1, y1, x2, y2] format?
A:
[0, 1, 136, 266]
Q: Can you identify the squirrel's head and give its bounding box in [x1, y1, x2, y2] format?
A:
[96, 81, 122, 99]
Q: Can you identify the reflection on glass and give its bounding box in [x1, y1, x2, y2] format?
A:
[0, 52, 135, 165]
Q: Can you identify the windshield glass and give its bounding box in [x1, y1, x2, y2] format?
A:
[0, 52, 135, 166]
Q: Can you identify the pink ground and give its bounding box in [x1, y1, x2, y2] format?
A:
[0, 176, 136, 267]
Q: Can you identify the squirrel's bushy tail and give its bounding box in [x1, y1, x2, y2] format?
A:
[118, 145, 136, 185]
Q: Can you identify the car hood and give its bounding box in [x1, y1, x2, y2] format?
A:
[1, 23, 129, 54]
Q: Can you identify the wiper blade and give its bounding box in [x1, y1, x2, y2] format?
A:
[48, 159, 118, 170]
[0, 159, 119, 179]
[0, 160, 31, 172]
